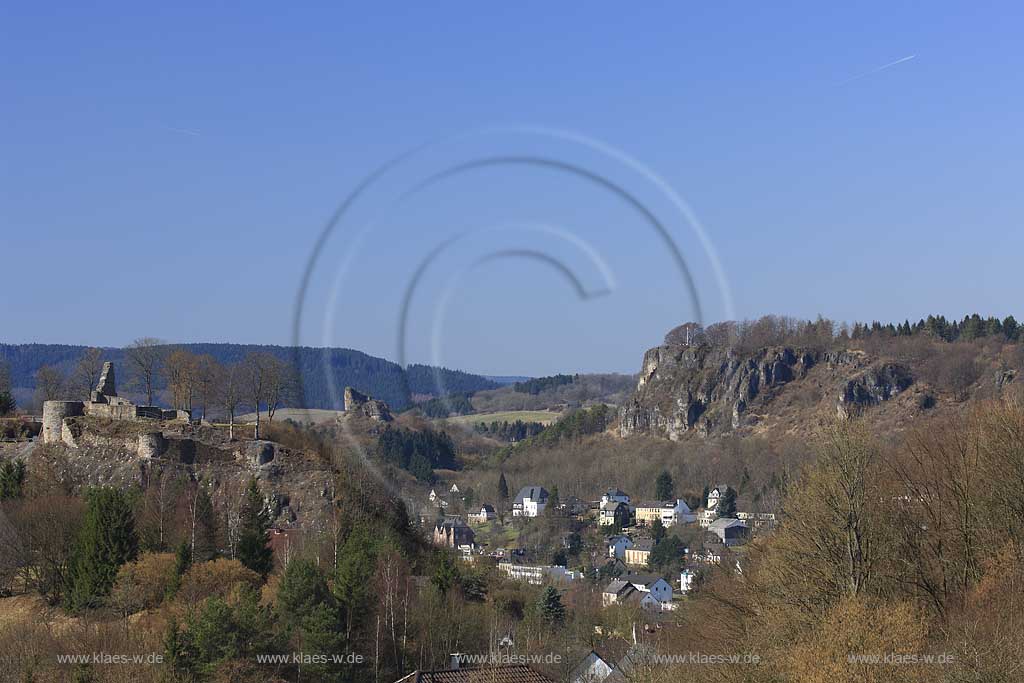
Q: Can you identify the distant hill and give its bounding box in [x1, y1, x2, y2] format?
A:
[0, 343, 499, 411]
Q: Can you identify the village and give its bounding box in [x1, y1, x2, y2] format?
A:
[426, 478, 777, 615]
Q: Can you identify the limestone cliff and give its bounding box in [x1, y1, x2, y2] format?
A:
[619, 334, 918, 440]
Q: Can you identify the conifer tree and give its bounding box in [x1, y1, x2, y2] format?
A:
[191, 485, 218, 562]
[334, 524, 377, 638]
[538, 586, 565, 625]
[235, 479, 272, 577]
[65, 487, 138, 611]
[655, 470, 675, 500]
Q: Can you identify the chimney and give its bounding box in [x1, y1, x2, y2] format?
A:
[449, 653, 463, 670]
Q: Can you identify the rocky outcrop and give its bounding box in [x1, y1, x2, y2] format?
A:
[836, 363, 914, 418]
[343, 387, 393, 422]
[619, 328, 914, 439]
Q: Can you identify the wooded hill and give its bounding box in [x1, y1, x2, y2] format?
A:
[0, 343, 498, 411]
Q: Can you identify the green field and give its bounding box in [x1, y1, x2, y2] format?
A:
[441, 410, 562, 428]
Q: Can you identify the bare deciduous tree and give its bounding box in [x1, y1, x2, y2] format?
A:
[71, 347, 104, 400]
[193, 354, 220, 422]
[34, 365, 66, 405]
[164, 348, 199, 412]
[125, 337, 166, 406]
[216, 362, 246, 440]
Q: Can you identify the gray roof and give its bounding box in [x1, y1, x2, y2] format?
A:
[625, 574, 668, 589]
[602, 579, 632, 595]
[709, 518, 747, 531]
[514, 486, 549, 504]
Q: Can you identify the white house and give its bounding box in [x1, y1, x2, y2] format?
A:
[598, 501, 630, 527]
[706, 485, 729, 510]
[428, 489, 439, 502]
[660, 499, 697, 526]
[607, 535, 634, 559]
[697, 507, 718, 528]
[679, 568, 696, 594]
[498, 561, 580, 585]
[626, 574, 673, 605]
[601, 488, 631, 507]
[512, 486, 549, 517]
[450, 483, 460, 494]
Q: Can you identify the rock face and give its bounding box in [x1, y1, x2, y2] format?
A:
[343, 387, 393, 422]
[619, 331, 914, 439]
[836, 364, 914, 418]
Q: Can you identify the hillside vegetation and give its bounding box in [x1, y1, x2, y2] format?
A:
[0, 343, 498, 412]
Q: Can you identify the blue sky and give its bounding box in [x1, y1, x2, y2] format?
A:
[3, 2, 1023, 375]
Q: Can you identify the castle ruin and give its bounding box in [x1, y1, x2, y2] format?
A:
[41, 361, 190, 444]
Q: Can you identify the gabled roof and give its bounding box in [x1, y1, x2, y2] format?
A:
[604, 487, 628, 497]
[626, 573, 669, 589]
[478, 504, 495, 513]
[514, 486, 549, 504]
[394, 664, 554, 682]
[709, 518, 747, 532]
[602, 579, 632, 595]
[600, 500, 627, 511]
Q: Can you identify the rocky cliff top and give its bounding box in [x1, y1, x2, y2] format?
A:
[618, 333, 926, 440]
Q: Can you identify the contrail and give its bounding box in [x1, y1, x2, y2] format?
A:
[838, 54, 916, 85]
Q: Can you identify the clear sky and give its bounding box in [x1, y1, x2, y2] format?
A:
[3, 2, 1023, 375]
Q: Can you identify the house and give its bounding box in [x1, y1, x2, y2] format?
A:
[432, 517, 475, 550]
[512, 486, 549, 517]
[498, 561, 580, 585]
[598, 501, 630, 528]
[569, 650, 615, 683]
[607, 535, 634, 559]
[450, 483, 460, 494]
[633, 502, 664, 526]
[428, 489, 440, 502]
[625, 574, 674, 605]
[708, 518, 749, 546]
[468, 504, 497, 524]
[661, 499, 697, 526]
[679, 568, 696, 594]
[601, 488, 631, 506]
[395, 664, 554, 683]
[736, 511, 777, 531]
[623, 538, 654, 566]
[706, 485, 729, 510]
[601, 579, 637, 607]
[696, 507, 718, 528]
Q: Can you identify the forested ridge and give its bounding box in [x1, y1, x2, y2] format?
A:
[0, 343, 498, 411]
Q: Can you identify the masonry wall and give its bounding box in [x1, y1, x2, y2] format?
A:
[42, 401, 84, 444]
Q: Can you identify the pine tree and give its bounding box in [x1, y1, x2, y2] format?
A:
[718, 487, 738, 518]
[651, 518, 667, 543]
[235, 479, 272, 578]
[0, 390, 15, 417]
[65, 487, 139, 612]
[655, 470, 674, 501]
[333, 524, 376, 638]
[498, 471, 509, 503]
[166, 541, 192, 599]
[538, 586, 565, 625]
[191, 485, 219, 562]
[432, 551, 460, 597]
[0, 459, 26, 500]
